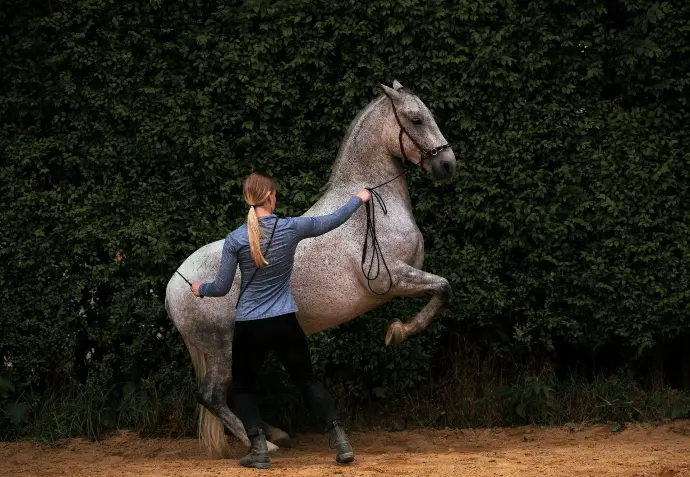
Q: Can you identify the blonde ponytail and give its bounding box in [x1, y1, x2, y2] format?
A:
[242, 173, 276, 267]
[247, 205, 268, 267]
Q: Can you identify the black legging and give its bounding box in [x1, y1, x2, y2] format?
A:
[231, 312, 339, 436]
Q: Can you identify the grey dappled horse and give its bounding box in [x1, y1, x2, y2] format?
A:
[165, 81, 457, 457]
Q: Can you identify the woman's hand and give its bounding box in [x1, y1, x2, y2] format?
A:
[191, 281, 203, 297]
[355, 189, 371, 203]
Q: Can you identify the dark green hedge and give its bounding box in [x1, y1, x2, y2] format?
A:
[1, 0, 689, 435]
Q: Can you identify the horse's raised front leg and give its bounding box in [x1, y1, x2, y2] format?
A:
[384, 261, 453, 345]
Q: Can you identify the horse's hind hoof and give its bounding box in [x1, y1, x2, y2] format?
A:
[269, 431, 293, 449]
[385, 320, 407, 346]
[266, 441, 282, 455]
[262, 423, 293, 449]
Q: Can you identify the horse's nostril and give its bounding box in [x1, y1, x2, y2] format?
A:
[442, 161, 453, 174]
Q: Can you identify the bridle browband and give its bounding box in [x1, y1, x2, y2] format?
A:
[383, 89, 451, 168]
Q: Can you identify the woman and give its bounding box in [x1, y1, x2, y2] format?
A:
[191, 172, 370, 469]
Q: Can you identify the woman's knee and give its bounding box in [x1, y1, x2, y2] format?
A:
[303, 380, 334, 403]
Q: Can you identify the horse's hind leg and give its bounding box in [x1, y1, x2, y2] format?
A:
[197, 354, 251, 450]
[198, 355, 283, 455]
[384, 260, 453, 345]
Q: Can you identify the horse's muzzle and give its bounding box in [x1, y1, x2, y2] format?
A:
[429, 148, 456, 182]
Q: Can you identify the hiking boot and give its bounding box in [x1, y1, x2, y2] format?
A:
[327, 420, 354, 464]
[239, 429, 270, 469]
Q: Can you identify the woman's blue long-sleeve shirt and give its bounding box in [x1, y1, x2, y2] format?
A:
[198, 196, 363, 321]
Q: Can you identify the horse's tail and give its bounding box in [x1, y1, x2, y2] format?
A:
[186, 341, 232, 458]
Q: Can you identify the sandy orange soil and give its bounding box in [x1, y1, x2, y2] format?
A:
[2, 421, 690, 476]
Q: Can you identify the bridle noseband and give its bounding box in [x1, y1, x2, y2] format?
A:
[383, 90, 451, 168]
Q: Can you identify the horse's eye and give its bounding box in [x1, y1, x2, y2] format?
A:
[411, 117, 423, 125]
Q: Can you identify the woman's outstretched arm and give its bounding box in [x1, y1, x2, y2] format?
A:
[292, 190, 370, 240]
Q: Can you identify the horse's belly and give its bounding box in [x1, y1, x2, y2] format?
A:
[292, 264, 386, 335]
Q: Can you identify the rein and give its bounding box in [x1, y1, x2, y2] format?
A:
[360, 92, 450, 295]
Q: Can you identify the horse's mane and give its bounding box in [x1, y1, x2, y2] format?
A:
[325, 93, 387, 188]
[324, 87, 424, 189]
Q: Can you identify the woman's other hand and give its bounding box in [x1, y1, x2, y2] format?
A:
[191, 281, 203, 297]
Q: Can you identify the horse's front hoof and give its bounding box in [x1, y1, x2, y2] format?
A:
[385, 320, 407, 346]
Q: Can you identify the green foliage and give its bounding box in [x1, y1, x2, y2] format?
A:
[365, 347, 690, 431]
[1, 0, 689, 438]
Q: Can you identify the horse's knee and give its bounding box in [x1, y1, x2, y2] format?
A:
[196, 388, 214, 409]
[436, 277, 452, 303]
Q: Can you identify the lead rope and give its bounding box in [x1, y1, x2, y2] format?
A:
[361, 170, 406, 295]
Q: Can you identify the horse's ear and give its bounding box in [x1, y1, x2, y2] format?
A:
[392, 80, 404, 91]
[380, 84, 403, 103]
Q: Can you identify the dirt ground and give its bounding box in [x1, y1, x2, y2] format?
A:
[2, 421, 690, 477]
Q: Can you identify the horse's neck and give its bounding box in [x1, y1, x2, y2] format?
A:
[324, 97, 412, 205]
[326, 152, 410, 200]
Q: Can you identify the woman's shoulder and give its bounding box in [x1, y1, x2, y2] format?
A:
[226, 223, 248, 246]
[278, 216, 304, 230]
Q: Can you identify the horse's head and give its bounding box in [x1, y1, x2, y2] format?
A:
[380, 81, 456, 182]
